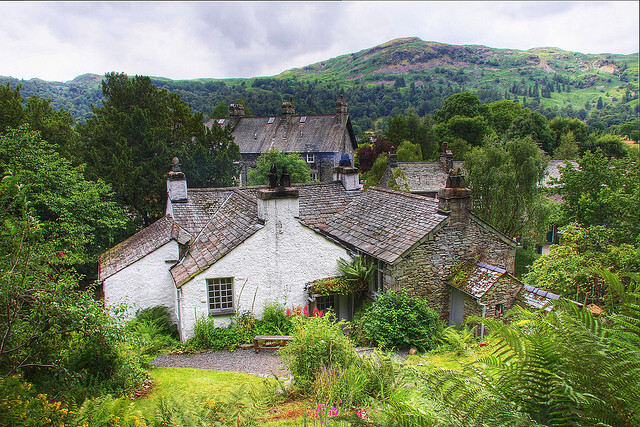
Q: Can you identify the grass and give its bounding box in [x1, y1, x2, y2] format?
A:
[125, 341, 498, 425]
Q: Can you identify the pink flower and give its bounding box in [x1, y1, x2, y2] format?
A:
[58, 251, 66, 258]
[313, 307, 319, 317]
[303, 305, 309, 317]
[285, 308, 292, 317]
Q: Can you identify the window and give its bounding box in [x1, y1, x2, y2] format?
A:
[300, 116, 307, 123]
[372, 258, 384, 294]
[361, 254, 384, 294]
[495, 303, 504, 317]
[206, 278, 234, 315]
[315, 295, 335, 312]
[306, 153, 315, 163]
[309, 171, 318, 181]
[267, 117, 275, 124]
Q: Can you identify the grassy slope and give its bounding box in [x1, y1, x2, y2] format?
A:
[130, 342, 497, 425]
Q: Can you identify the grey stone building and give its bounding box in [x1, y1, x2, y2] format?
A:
[205, 97, 358, 184]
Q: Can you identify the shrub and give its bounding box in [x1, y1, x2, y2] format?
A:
[255, 302, 293, 335]
[132, 305, 179, 339]
[281, 314, 355, 389]
[360, 291, 442, 351]
[191, 317, 241, 350]
[0, 376, 76, 426]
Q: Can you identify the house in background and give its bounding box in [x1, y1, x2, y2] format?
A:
[379, 142, 464, 198]
[205, 97, 358, 184]
[99, 159, 521, 341]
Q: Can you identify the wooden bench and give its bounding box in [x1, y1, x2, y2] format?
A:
[253, 335, 292, 353]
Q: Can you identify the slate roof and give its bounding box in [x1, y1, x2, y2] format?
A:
[518, 284, 560, 311]
[297, 181, 361, 230]
[98, 215, 192, 281]
[453, 262, 509, 299]
[319, 187, 448, 264]
[205, 114, 357, 154]
[542, 160, 579, 188]
[169, 188, 235, 236]
[170, 190, 263, 287]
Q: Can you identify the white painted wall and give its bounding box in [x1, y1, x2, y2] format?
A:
[103, 241, 179, 323]
[178, 196, 349, 341]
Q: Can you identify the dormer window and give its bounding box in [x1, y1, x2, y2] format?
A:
[306, 153, 315, 163]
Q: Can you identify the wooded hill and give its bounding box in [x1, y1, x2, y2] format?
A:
[2, 37, 638, 135]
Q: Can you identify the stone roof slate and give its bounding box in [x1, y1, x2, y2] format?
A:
[98, 215, 191, 281]
[455, 262, 507, 299]
[169, 188, 235, 235]
[205, 114, 357, 154]
[320, 187, 448, 264]
[170, 190, 263, 287]
[297, 181, 361, 230]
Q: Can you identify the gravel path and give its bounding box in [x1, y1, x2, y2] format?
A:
[151, 348, 289, 378]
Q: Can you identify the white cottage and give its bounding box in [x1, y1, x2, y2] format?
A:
[100, 159, 523, 341]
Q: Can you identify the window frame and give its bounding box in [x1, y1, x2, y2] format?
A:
[206, 277, 235, 316]
[306, 153, 315, 163]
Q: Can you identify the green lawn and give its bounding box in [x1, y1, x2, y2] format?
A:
[127, 343, 496, 425]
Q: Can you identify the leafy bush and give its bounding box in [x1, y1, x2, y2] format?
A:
[438, 325, 476, 356]
[255, 302, 293, 335]
[281, 314, 355, 389]
[132, 305, 179, 339]
[61, 333, 147, 403]
[191, 317, 241, 350]
[0, 376, 76, 426]
[360, 291, 442, 351]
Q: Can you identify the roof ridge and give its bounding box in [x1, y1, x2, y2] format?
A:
[368, 186, 438, 202]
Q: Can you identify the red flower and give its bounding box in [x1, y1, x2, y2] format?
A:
[286, 308, 292, 317]
[303, 305, 309, 317]
[58, 252, 66, 258]
[313, 307, 320, 317]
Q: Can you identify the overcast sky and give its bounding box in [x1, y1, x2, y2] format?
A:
[1, 1, 638, 82]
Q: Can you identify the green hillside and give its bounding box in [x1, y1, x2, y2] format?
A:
[1, 37, 637, 133]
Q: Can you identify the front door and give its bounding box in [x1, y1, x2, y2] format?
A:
[449, 287, 465, 326]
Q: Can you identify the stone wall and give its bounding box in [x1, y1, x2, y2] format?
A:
[386, 216, 516, 318]
[479, 275, 523, 318]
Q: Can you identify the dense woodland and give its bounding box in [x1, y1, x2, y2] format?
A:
[0, 37, 639, 425]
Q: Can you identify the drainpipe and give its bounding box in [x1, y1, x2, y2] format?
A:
[478, 301, 487, 342]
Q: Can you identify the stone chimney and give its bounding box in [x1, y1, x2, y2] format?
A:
[440, 142, 453, 173]
[167, 157, 187, 203]
[229, 103, 245, 118]
[281, 98, 295, 116]
[257, 165, 300, 225]
[333, 155, 360, 191]
[438, 175, 471, 228]
[387, 147, 398, 169]
[336, 95, 348, 125]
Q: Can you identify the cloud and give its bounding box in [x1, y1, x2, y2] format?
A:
[0, 1, 637, 82]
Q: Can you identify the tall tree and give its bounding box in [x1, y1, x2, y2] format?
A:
[247, 149, 311, 185]
[464, 135, 549, 242]
[0, 126, 131, 270]
[79, 72, 240, 225]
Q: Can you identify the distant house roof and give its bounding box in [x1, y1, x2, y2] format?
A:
[393, 162, 450, 194]
[170, 190, 263, 287]
[542, 160, 579, 188]
[518, 284, 561, 311]
[449, 262, 520, 299]
[204, 114, 357, 154]
[319, 187, 448, 264]
[98, 215, 192, 281]
[385, 160, 465, 195]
